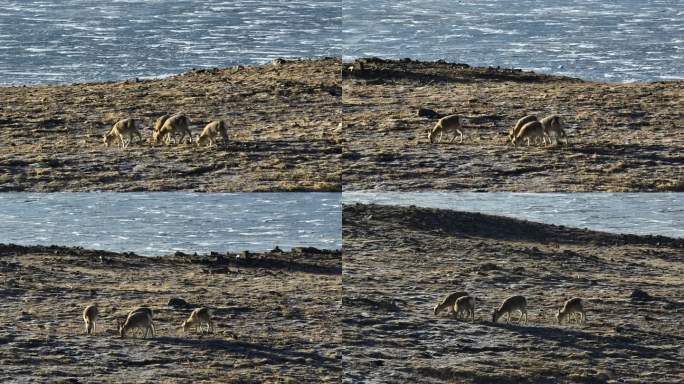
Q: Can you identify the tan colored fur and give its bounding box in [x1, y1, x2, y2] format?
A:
[153, 113, 192, 145]
[428, 114, 465, 144]
[153, 114, 171, 133]
[118, 310, 154, 338]
[182, 307, 214, 334]
[512, 121, 549, 147]
[434, 291, 469, 316]
[492, 295, 528, 324]
[509, 115, 538, 142]
[197, 120, 229, 147]
[556, 297, 585, 324]
[82, 304, 98, 335]
[454, 296, 475, 321]
[540, 115, 567, 145]
[103, 118, 143, 148]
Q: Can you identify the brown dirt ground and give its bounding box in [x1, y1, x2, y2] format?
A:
[0, 58, 341, 192]
[0, 244, 341, 383]
[342, 203, 684, 383]
[342, 58, 683, 192]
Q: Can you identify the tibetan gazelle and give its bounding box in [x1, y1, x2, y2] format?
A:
[492, 295, 528, 324]
[152, 113, 192, 145]
[103, 118, 143, 148]
[118, 308, 155, 338]
[197, 120, 229, 147]
[556, 297, 585, 325]
[509, 115, 538, 143]
[182, 307, 214, 334]
[153, 114, 171, 133]
[540, 115, 567, 145]
[454, 296, 475, 321]
[434, 291, 469, 316]
[511, 120, 550, 147]
[82, 304, 98, 335]
[428, 114, 467, 144]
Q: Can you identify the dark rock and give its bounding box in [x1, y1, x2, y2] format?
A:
[417, 108, 441, 119]
[478, 262, 499, 271]
[292, 246, 321, 254]
[214, 253, 226, 264]
[630, 288, 652, 302]
[342, 296, 401, 312]
[168, 297, 190, 308]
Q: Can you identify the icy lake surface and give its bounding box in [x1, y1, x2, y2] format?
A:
[0, 0, 341, 85]
[0, 193, 341, 255]
[343, 192, 684, 238]
[343, 0, 683, 82]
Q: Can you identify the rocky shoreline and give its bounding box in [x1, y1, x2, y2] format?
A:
[342, 58, 683, 192]
[0, 244, 341, 383]
[0, 58, 341, 192]
[342, 203, 683, 383]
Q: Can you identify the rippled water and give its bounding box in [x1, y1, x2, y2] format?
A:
[0, 0, 341, 85]
[0, 193, 341, 255]
[343, 192, 684, 238]
[343, 0, 683, 82]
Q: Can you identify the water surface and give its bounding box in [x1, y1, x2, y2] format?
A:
[0, 192, 341, 255]
[343, 192, 684, 238]
[0, 0, 341, 85]
[343, 0, 683, 82]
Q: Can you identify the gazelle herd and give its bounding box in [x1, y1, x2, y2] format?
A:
[82, 304, 214, 339]
[434, 292, 586, 326]
[103, 112, 229, 149]
[427, 112, 568, 147]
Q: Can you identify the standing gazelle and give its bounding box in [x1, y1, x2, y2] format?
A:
[556, 297, 585, 325]
[82, 304, 98, 335]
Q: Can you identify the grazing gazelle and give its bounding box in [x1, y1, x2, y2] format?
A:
[556, 297, 586, 325]
[197, 120, 229, 147]
[511, 120, 550, 147]
[153, 113, 192, 145]
[118, 308, 155, 338]
[103, 118, 143, 148]
[153, 114, 171, 133]
[509, 115, 538, 143]
[492, 295, 528, 324]
[182, 307, 214, 334]
[428, 114, 467, 144]
[434, 291, 469, 316]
